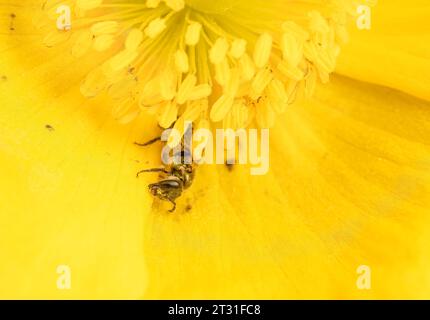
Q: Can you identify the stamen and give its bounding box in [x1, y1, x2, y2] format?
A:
[37, 0, 364, 130]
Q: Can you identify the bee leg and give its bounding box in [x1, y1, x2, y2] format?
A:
[136, 168, 168, 178]
[134, 136, 161, 147]
[167, 198, 177, 213]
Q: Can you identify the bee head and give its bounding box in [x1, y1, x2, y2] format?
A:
[148, 184, 163, 197]
[148, 178, 182, 198]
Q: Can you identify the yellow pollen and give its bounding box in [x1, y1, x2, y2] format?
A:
[38, 0, 369, 130]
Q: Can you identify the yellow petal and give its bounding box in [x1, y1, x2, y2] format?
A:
[336, 1, 430, 101]
[144, 76, 430, 299]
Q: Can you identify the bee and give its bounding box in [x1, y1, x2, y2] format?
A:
[135, 125, 196, 212]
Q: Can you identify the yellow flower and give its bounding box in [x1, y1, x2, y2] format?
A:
[1, 0, 430, 299]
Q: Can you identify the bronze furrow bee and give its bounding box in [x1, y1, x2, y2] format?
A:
[135, 125, 196, 212]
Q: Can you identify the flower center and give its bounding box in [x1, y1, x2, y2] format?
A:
[39, 0, 361, 132]
[185, 0, 240, 14]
